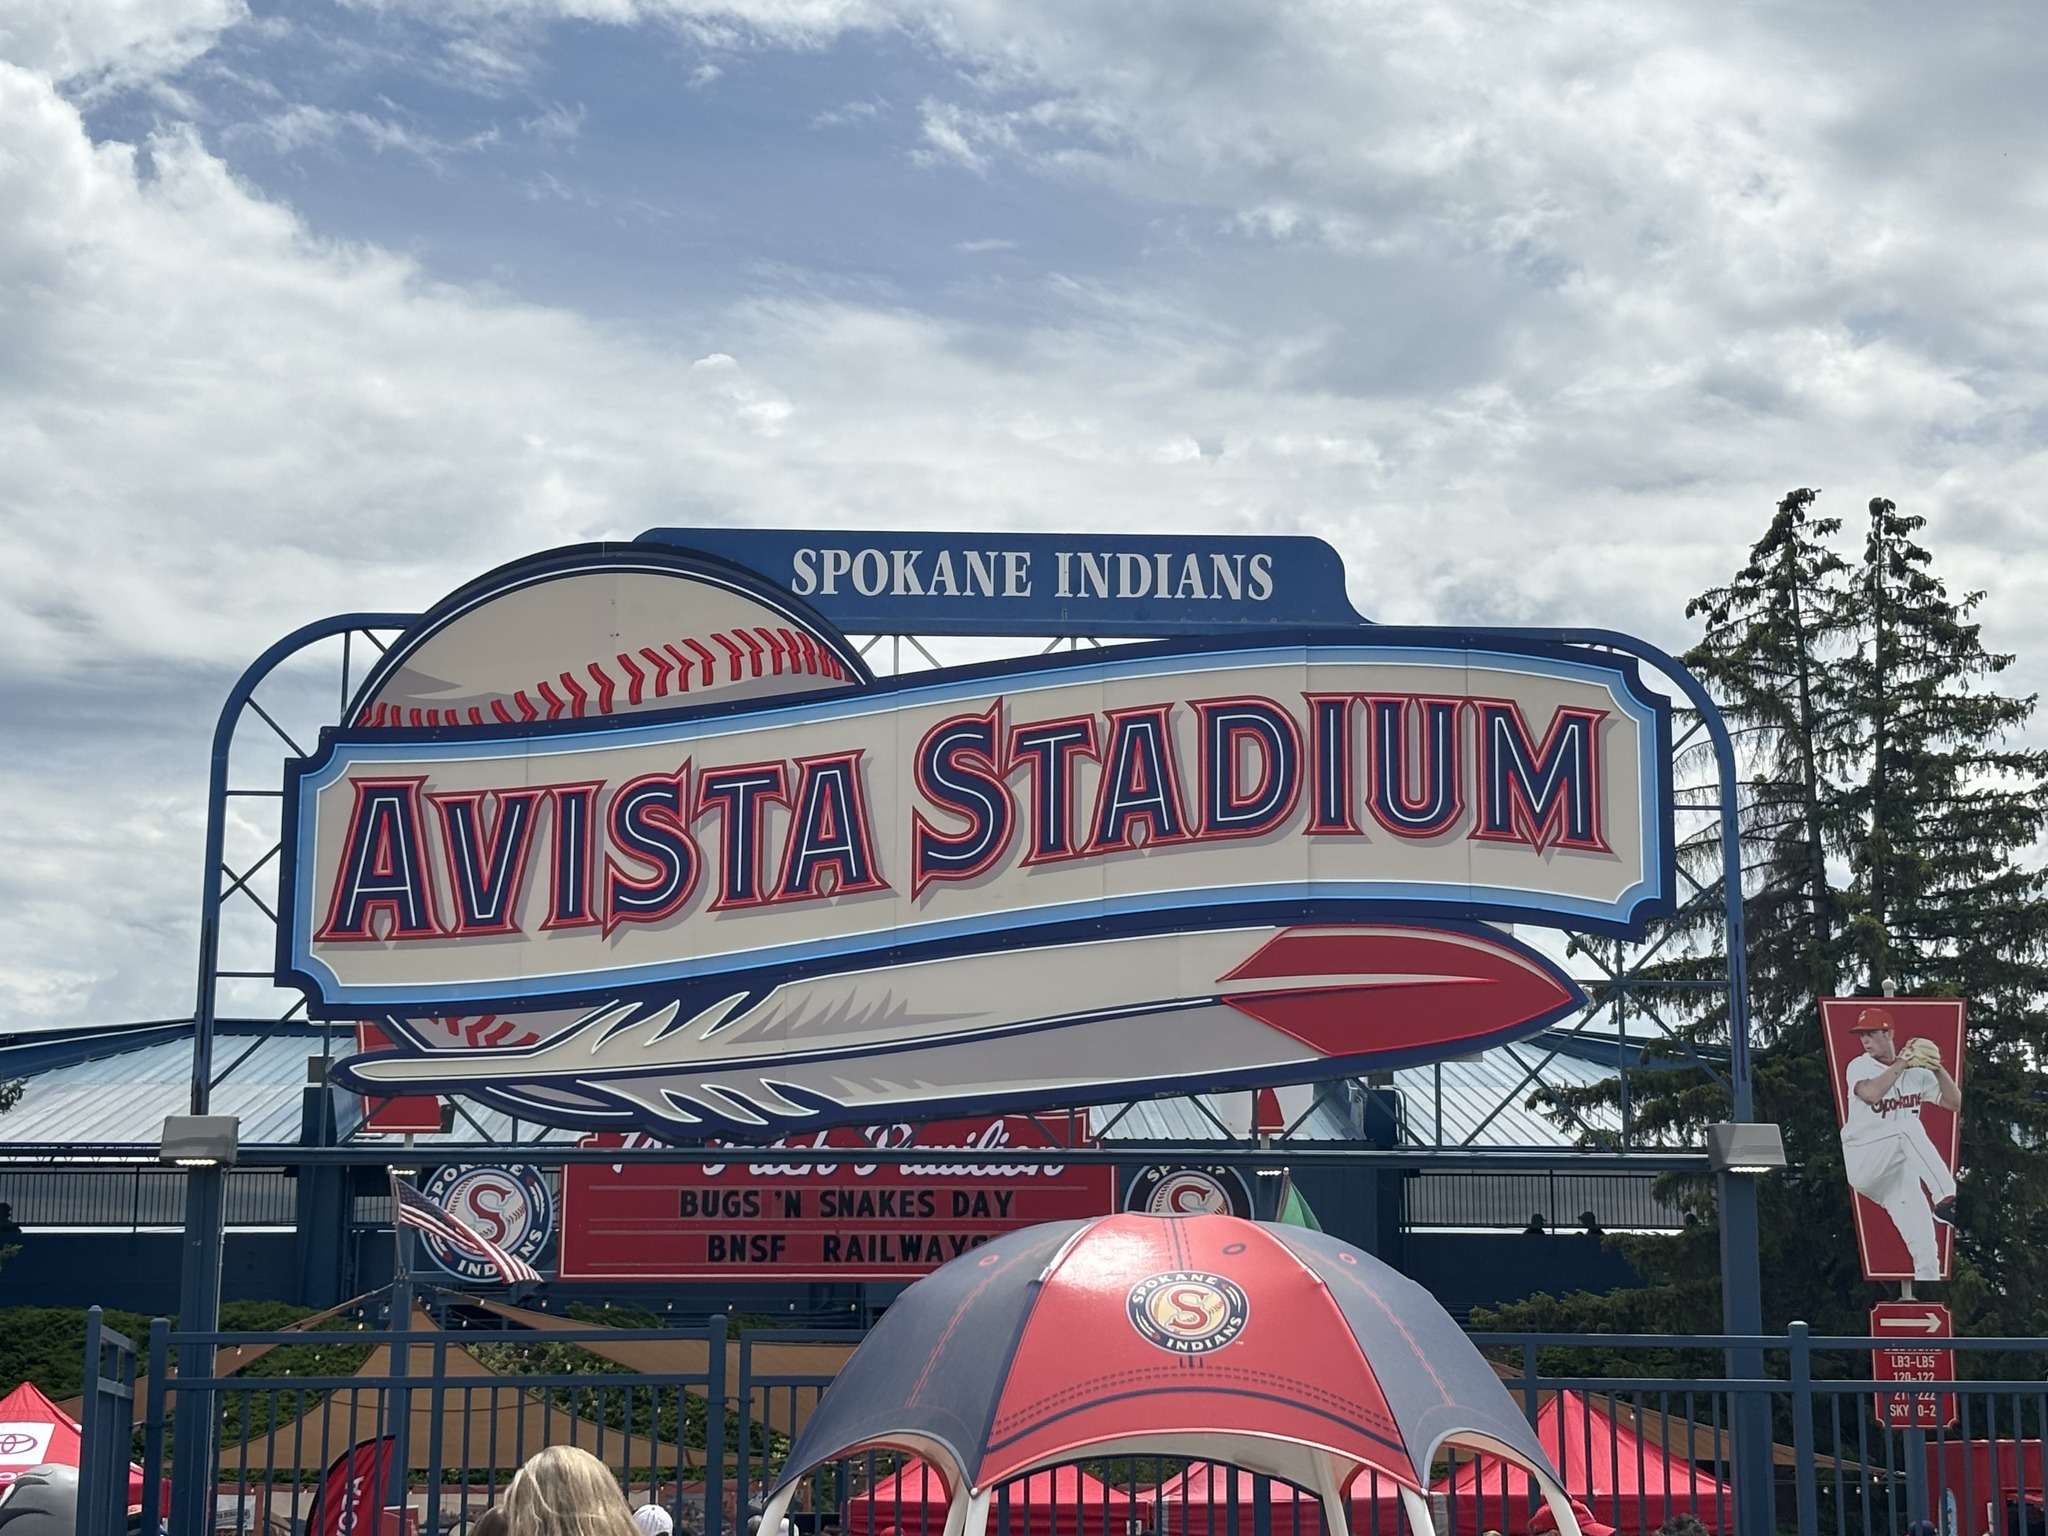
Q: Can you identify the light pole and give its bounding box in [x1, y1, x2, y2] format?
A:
[1707, 1122, 1787, 1536]
[163, 1114, 239, 1536]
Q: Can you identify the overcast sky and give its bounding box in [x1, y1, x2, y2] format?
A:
[3, 0, 2045, 1029]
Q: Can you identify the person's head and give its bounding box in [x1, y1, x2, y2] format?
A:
[633, 1506, 674, 1536]
[468, 1509, 511, 1536]
[1854, 1008, 1898, 1062]
[1655, 1515, 1711, 1536]
[504, 1447, 637, 1536]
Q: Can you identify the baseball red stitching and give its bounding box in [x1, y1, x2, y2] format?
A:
[355, 626, 848, 727]
[416, 1015, 545, 1049]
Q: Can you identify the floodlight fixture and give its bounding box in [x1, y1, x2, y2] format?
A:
[158, 1115, 239, 1168]
[1705, 1121, 1787, 1175]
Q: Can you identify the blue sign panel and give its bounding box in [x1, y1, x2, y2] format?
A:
[635, 528, 1368, 636]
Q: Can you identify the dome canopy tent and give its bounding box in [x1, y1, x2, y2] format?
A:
[759, 1214, 1583, 1536]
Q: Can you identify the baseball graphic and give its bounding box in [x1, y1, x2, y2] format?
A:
[1822, 999, 1967, 1284]
[352, 553, 865, 728]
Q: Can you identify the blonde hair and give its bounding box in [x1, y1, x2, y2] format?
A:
[504, 1447, 639, 1536]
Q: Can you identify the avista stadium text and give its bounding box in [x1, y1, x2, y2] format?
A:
[314, 690, 1608, 944]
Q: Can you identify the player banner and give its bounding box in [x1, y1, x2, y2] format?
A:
[1822, 998, 1966, 1284]
[557, 1118, 1113, 1280]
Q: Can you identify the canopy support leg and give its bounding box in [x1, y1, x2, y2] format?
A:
[1539, 1484, 1582, 1536]
[759, 1484, 798, 1536]
[1312, 1456, 1352, 1536]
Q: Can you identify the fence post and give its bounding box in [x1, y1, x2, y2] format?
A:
[707, 1313, 728, 1536]
[1789, 1321, 1817, 1536]
[425, 1332, 449, 1536]
[78, 1307, 138, 1536]
[737, 1331, 752, 1532]
[143, 1319, 170, 1536]
[172, 1164, 228, 1536]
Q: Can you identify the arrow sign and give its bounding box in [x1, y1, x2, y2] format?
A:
[1874, 1310, 1947, 1334]
[1871, 1302, 1956, 1429]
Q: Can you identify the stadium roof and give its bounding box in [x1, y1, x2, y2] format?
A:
[0, 1019, 1639, 1154]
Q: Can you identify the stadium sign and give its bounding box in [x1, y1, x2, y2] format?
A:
[635, 529, 1368, 636]
[558, 1119, 1112, 1280]
[280, 540, 1675, 1136]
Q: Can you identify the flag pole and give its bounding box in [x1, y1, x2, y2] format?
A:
[386, 1142, 418, 1533]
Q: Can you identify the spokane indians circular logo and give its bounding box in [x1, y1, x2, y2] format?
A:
[419, 1165, 553, 1284]
[1126, 1270, 1250, 1355]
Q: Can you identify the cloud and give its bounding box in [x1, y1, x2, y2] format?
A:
[0, 0, 245, 90]
[5, 0, 2048, 1029]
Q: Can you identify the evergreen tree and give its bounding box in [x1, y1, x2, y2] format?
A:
[1834, 499, 2048, 1332]
[1490, 493, 2048, 1337]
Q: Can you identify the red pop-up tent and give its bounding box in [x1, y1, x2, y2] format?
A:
[1435, 1390, 1732, 1535]
[0, 1380, 146, 1506]
[764, 1214, 1581, 1536]
[844, 1459, 1149, 1536]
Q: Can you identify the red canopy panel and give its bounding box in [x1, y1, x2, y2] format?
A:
[1436, 1391, 1732, 1535]
[983, 1219, 1411, 1489]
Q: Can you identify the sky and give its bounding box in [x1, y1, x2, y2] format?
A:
[2, 0, 2046, 1030]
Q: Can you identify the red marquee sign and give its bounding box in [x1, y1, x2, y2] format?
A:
[558, 1117, 1114, 1281]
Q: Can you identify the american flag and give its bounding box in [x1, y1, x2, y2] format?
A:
[390, 1176, 543, 1286]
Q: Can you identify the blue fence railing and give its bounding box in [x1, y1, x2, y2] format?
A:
[75, 1315, 2048, 1536]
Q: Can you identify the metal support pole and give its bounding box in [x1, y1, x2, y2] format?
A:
[386, 1182, 417, 1522]
[188, 612, 416, 1112]
[178, 613, 409, 1533]
[706, 1313, 727, 1536]
[1904, 1429, 1930, 1527]
[1564, 623, 1769, 1536]
[1717, 1171, 1772, 1536]
[171, 1165, 226, 1536]
[1789, 1321, 1817, 1536]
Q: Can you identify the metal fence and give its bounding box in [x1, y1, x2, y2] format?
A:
[1403, 1172, 1688, 1231]
[0, 1170, 297, 1229]
[76, 1316, 2048, 1536]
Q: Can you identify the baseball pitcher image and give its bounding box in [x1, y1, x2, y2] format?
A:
[1837, 1005, 1963, 1282]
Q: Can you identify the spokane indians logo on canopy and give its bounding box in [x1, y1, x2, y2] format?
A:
[1127, 1270, 1250, 1354]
